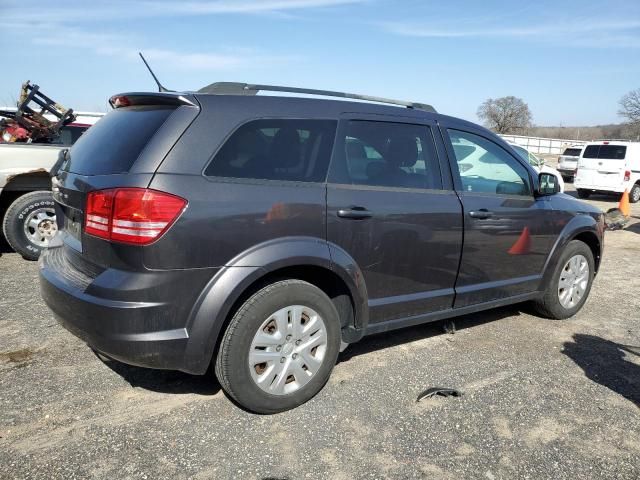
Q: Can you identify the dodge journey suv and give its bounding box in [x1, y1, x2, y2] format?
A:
[40, 84, 604, 413]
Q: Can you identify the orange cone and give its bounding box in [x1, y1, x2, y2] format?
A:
[508, 226, 532, 255]
[619, 189, 630, 217]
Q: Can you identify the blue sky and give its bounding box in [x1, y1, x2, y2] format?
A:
[2, 0, 639, 126]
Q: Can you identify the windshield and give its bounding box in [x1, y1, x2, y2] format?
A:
[511, 144, 542, 167]
[64, 106, 175, 175]
[583, 145, 627, 160]
[562, 148, 582, 157]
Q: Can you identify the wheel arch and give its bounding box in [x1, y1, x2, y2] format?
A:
[0, 171, 51, 220]
[541, 215, 603, 289]
[182, 237, 369, 374]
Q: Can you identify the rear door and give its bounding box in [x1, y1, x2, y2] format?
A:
[577, 143, 627, 189]
[441, 125, 557, 307]
[326, 116, 463, 325]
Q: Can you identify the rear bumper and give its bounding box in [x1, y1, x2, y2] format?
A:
[557, 167, 577, 175]
[573, 184, 626, 194]
[39, 246, 217, 374]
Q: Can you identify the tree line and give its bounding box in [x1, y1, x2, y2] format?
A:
[477, 89, 640, 140]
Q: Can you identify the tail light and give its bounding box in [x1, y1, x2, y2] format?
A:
[85, 188, 186, 245]
[624, 170, 631, 182]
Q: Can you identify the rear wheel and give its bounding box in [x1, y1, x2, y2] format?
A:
[2, 191, 56, 260]
[629, 183, 640, 204]
[577, 189, 591, 199]
[215, 280, 341, 413]
[531, 240, 595, 320]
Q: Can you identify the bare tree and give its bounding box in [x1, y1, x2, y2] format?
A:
[619, 88, 640, 138]
[477, 96, 533, 134]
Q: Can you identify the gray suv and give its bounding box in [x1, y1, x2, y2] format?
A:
[40, 84, 604, 413]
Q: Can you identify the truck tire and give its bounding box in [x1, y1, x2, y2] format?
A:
[629, 183, 640, 204]
[577, 189, 591, 199]
[215, 279, 341, 414]
[530, 240, 595, 320]
[2, 191, 57, 261]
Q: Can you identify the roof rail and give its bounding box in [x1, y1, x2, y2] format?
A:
[196, 82, 436, 113]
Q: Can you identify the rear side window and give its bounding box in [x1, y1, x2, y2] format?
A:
[562, 148, 582, 156]
[583, 145, 627, 160]
[65, 106, 174, 175]
[329, 120, 442, 190]
[205, 119, 337, 182]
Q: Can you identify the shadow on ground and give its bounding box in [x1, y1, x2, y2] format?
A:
[96, 351, 221, 396]
[339, 305, 521, 363]
[0, 236, 13, 254]
[625, 221, 640, 235]
[563, 334, 640, 408]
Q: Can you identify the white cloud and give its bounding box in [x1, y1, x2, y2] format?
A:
[380, 17, 640, 48]
[2, 0, 368, 23]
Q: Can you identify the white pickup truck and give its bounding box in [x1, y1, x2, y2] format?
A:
[0, 114, 102, 259]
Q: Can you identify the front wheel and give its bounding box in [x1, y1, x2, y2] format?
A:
[530, 240, 595, 319]
[215, 280, 341, 413]
[629, 183, 640, 204]
[2, 191, 57, 260]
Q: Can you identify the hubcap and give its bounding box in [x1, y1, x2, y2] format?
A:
[632, 187, 640, 203]
[249, 305, 328, 396]
[23, 208, 57, 247]
[558, 254, 589, 309]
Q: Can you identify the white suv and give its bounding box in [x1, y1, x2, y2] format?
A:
[509, 143, 565, 193]
[574, 141, 640, 203]
[557, 145, 584, 182]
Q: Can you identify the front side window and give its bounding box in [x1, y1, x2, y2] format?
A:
[330, 120, 442, 190]
[205, 119, 337, 182]
[448, 129, 531, 196]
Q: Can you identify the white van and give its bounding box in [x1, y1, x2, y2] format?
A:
[574, 141, 640, 203]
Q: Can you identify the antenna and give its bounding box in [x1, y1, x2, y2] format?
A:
[138, 52, 174, 93]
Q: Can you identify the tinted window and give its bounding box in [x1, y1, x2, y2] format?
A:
[329, 121, 442, 189]
[65, 106, 174, 175]
[205, 119, 337, 182]
[562, 148, 582, 157]
[448, 129, 531, 196]
[583, 145, 626, 160]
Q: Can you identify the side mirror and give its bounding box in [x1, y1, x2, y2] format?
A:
[538, 172, 560, 195]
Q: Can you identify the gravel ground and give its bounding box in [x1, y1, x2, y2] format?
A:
[1, 187, 639, 480]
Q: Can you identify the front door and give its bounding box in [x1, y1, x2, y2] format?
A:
[441, 127, 557, 307]
[326, 118, 463, 324]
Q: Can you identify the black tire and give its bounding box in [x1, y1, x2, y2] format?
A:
[577, 189, 591, 199]
[2, 191, 56, 261]
[215, 279, 341, 414]
[530, 240, 595, 320]
[629, 183, 640, 204]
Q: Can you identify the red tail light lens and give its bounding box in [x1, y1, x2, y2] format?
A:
[624, 170, 631, 182]
[84, 188, 186, 245]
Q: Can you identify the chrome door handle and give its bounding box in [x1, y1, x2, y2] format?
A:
[337, 207, 373, 219]
[468, 209, 493, 219]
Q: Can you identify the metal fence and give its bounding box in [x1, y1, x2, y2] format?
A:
[499, 135, 587, 155]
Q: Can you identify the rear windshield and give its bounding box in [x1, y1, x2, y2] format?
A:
[562, 148, 582, 157]
[64, 106, 174, 175]
[583, 145, 627, 160]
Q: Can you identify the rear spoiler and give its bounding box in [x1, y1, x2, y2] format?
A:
[109, 92, 197, 109]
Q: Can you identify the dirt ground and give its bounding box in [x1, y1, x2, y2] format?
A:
[1, 186, 639, 479]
